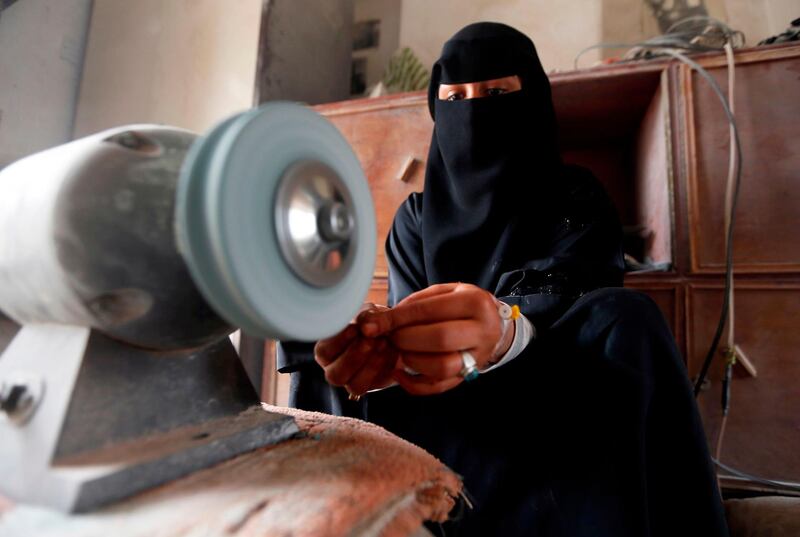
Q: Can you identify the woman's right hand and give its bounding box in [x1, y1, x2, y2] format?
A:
[313, 303, 398, 398]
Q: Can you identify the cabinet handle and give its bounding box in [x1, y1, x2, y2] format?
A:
[396, 155, 418, 182]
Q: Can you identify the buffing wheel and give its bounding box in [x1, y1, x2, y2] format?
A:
[176, 103, 376, 341]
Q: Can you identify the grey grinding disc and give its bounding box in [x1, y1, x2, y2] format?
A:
[175, 103, 376, 341]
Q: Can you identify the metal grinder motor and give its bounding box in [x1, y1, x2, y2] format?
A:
[0, 103, 376, 512]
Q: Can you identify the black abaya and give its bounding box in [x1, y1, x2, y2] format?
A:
[281, 185, 728, 535]
[280, 22, 728, 536]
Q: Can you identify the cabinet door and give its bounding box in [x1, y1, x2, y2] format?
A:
[681, 48, 800, 274]
[316, 95, 431, 278]
[687, 282, 800, 485]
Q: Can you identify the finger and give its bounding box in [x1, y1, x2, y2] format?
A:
[345, 340, 393, 395]
[396, 283, 459, 306]
[355, 303, 390, 326]
[358, 302, 377, 314]
[360, 291, 484, 337]
[399, 351, 464, 380]
[323, 337, 376, 386]
[314, 324, 359, 366]
[371, 347, 401, 390]
[390, 320, 482, 352]
[394, 370, 463, 396]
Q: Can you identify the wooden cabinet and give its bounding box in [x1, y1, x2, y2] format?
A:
[267, 42, 800, 493]
[687, 283, 800, 484]
[679, 48, 800, 274]
[669, 44, 800, 491]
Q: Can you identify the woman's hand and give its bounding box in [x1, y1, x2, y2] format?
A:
[358, 283, 514, 395]
[314, 303, 399, 398]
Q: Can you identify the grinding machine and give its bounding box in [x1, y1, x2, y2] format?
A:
[0, 103, 377, 512]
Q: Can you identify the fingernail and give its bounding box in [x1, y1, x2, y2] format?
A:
[362, 323, 378, 336]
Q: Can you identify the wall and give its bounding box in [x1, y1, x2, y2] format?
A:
[710, 0, 799, 45]
[353, 0, 402, 91]
[600, 0, 660, 63]
[398, 0, 606, 74]
[762, 0, 798, 36]
[0, 0, 92, 167]
[255, 0, 354, 105]
[601, 0, 798, 62]
[73, 0, 262, 136]
[397, 0, 800, 75]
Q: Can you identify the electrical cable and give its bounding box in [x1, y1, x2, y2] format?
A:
[723, 41, 737, 360]
[713, 458, 800, 494]
[714, 45, 737, 489]
[714, 414, 728, 492]
[573, 16, 744, 70]
[716, 353, 733, 493]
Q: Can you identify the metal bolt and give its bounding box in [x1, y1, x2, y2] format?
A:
[1, 384, 30, 415]
[0, 375, 44, 425]
[318, 202, 353, 243]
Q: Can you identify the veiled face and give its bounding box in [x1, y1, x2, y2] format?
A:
[437, 75, 522, 101]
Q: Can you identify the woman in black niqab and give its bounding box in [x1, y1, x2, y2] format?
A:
[421, 21, 564, 289]
[283, 22, 728, 537]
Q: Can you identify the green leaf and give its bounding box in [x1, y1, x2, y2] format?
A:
[381, 47, 430, 94]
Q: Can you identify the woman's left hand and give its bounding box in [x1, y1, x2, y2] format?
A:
[359, 283, 514, 395]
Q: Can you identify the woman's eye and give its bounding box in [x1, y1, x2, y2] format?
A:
[446, 93, 464, 101]
[486, 87, 508, 97]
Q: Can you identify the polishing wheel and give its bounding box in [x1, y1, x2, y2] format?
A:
[176, 103, 376, 342]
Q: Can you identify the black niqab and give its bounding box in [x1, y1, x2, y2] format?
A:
[422, 22, 561, 288]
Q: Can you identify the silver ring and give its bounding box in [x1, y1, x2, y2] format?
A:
[459, 351, 480, 382]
